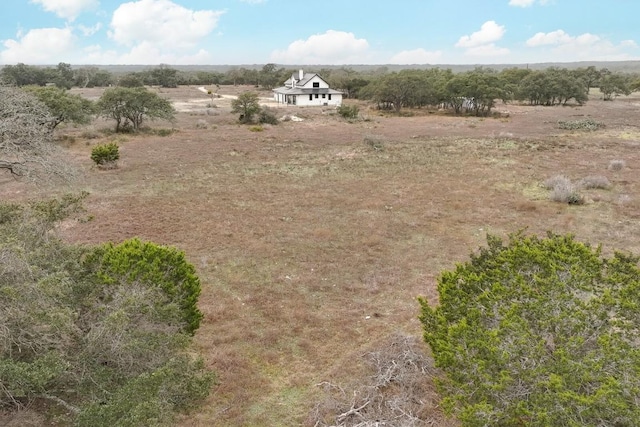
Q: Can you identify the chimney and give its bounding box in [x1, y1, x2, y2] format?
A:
[299, 69, 304, 80]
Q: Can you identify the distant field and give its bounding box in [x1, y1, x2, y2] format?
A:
[3, 86, 640, 426]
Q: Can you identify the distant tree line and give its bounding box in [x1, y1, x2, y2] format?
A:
[352, 66, 637, 115]
[2, 63, 639, 117]
[0, 62, 297, 89]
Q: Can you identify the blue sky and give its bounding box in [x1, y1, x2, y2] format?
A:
[1, 0, 639, 65]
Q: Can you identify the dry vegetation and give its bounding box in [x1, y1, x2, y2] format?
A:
[2, 85, 640, 426]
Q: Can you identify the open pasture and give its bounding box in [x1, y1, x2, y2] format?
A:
[3, 86, 639, 426]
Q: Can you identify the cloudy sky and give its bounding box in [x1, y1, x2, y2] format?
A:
[1, 0, 638, 65]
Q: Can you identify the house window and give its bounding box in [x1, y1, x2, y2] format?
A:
[313, 82, 320, 88]
[309, 94, 313, 101]
[322, 94, 326, 99]
[328, 94, 332, 100]
[315, 94, 318, 99]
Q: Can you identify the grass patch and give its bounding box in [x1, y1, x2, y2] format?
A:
[557, 118, 604, 131]
[363, 135, 385, 151]
[81, 129, 102, 139]
[26, 98, 640, 426]
[544, 175, 585, 205]
[578, 176, 611, 190]
[151, 128, 175, 137]
[608, 159, 626, 171]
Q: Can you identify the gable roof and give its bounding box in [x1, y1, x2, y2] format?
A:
[284, 71, 330, 88]
[273, 86, 343, 95]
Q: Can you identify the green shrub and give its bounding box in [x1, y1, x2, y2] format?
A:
[84, 238, 204, 335]
[420, 232, 640, 426]
[249, 125, 264, 132]
[75, 356, 214, 427]
[91, 142, 120, 166]
[337, 104, 359, 120]
[0, 199, 213, 424]
[258, 107, 279, 125]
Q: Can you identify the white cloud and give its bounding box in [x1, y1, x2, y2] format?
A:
[456, 21, 506, 48]
[454, 21, 509, 59]
[78, 22, 102, 36]
[508, 0, 549, 7]
[270, 30, 370, 64]
[525, 30, 640, 61]
[1, 27, 76, 63]
[108, 0, 224, 50]
[389, 48, 442, 64]
[30, 0, 98, 21]
[526, 30, 581, 46]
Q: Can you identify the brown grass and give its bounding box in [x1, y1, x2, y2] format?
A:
[2, 86, 640, 426]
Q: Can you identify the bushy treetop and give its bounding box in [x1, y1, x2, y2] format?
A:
[420, 232, 640, 426]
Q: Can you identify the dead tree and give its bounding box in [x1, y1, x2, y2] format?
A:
[0, 86, 74, 181]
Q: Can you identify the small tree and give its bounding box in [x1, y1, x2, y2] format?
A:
[0, 196, 213, 424]
[91, 142, 119, 167]
[117, 73, 144, 88]
[24, 85, 94, 130]
[150, 64, 179, 88]
[231, 91, 261, 123]
[419, 232, 640, 426]
[84, 238, 204, 334]
[599, 73, 632, 101]
[96, 87, 175, 132]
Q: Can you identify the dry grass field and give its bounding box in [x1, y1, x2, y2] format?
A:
[2, 85, 640, 426]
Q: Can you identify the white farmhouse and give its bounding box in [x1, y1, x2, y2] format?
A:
[273, 70, 343, 107]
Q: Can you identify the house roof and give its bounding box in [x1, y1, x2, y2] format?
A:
[297, 73, 319, 86]
[284, 72, 330, 88]
[273, 86, 343, 95]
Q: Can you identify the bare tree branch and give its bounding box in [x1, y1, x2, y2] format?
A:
[0, 86, 77, 183]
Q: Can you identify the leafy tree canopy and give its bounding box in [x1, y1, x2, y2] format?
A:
[599, 73, 632, 101]
[96, 87, 175, 132]
[420, 232, 640, 426]
[231, 91, 261, 123]
[24, 85, 94, 129]
[84, 238, 204, 334]
[0, 194, 213, 425]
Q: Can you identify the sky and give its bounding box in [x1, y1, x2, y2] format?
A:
[1, 0, 639, 66]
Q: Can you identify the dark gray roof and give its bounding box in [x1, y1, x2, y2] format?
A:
[273, 86, 343, 95]
[284, 72, 331, 89]
[297, 73, 319, 86]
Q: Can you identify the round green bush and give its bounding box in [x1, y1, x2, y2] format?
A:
[91, 142, 120, 165]
[420, 233, 640, 426]
[85, 238, 204, 334]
